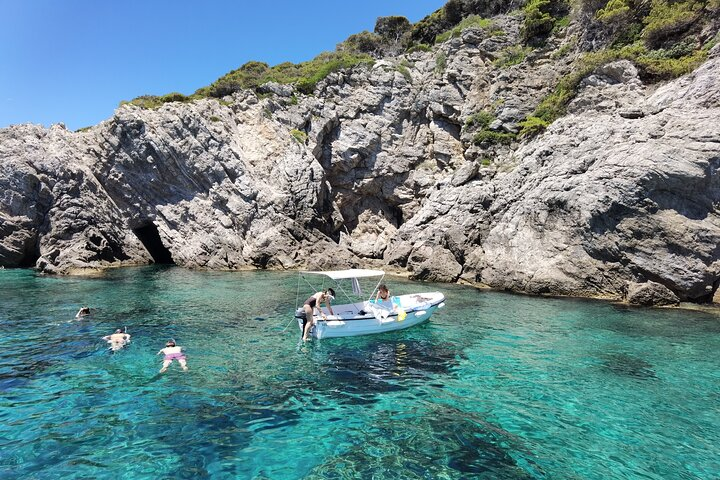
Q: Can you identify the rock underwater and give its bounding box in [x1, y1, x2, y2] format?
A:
[1, 19, 719, 307]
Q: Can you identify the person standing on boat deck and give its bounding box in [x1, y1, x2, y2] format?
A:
[157, 339, 188, 373]
[302, 288, 335, 341]
[375, 284, 391, 303]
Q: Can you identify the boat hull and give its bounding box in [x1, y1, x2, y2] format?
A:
[295, 292, 445, 339]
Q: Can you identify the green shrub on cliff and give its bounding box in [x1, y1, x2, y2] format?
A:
[407, 0, 518, 47]
[202, 52, 372, 97]
[125, 51, 374, 107]
[195, 61, 271, 98]
[641, 0, 704, 48]
[121, 92, 191, 109]
[522, 0, 570, 44]
[406, 43, 432, 53]
[589, 0, 718, 49]
[637, 47, 708, 78]
[705, 30, 720, 51]
[435, 51, 448, 73]
[518, 115, 549, 137]
[473, 130, 516, 146]
[551, 38, 576, 59]
[595, 0, 631, 22]
[294, 52, 374, 94]
[465, 110, 517, 146]
[465, 110, 495, 129]
[290, 129, 307, 144]
[612, 41, 708, 80]
[586, 0, 648, 47]
[521, 38, 710, 137]
[395, 60, 413, 81]
[337, 31, 383, 55]
[494, 45, 532, 67]
[336, 16, 411, 57]
[373, 15, 412, 54]
[523, 47, 630, 133]
[522, 0, 554, 42]
[435, 15, 493, 43]
[375, 16, 412, 42]
[408, 9, 448, 46]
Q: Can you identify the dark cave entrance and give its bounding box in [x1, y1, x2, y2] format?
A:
[133, 223, 175, 265]
[18, 239, 40, 268]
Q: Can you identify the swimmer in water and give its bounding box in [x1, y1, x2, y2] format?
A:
[157, 339, 188, 373]
[76, 307, 91, 318]
[102, 328, 131, 351]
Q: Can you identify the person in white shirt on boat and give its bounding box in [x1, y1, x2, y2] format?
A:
[302, 288, 335, 341]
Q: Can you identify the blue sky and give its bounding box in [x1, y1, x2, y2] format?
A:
[0, 0, 446, 131]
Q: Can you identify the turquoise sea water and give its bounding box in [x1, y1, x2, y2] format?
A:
[0, 266, 718, 479]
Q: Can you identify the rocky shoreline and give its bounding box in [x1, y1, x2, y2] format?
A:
[2, 13, 719, 307]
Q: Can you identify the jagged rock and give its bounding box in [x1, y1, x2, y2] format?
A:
[256, 82, 294, 97]
[450, 162, 479, 186]
[383, 240, 413, 268]
[710, 42, 720, 59]
[475, 54, 720, 302]
[569, 61, 645, 115]
[627, 281, 680, 306]
[618, 108, 645, 119]
[407, 243, 462, 282]
[582, 60, 641, 87]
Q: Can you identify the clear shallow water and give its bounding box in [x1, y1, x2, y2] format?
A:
[1, 266, 719, 479]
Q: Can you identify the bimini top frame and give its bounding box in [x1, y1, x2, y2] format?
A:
[297, 269, 386, 310]
[299, 269, 385, 280]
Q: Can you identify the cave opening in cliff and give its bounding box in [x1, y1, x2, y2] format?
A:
[18, 240, 40, 268]
[133, 223, 175, 265]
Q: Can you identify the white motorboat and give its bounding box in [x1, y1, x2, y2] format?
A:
[294, 269, 445, 339]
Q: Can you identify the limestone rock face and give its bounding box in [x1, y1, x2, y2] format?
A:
[1, 15, 719, 307]
[471, 54, 720, 303]
[627, 281, 680, 307]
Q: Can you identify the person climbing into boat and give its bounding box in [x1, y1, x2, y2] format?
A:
[302, 288, 335, 341]
[76, 306, 91, 318]
[157, 339, 188, 373]
[102, 328, 131, 351]
[375, 284, 391, 303]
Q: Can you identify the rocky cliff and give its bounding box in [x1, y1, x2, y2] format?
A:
[1, 10, 719, 306]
